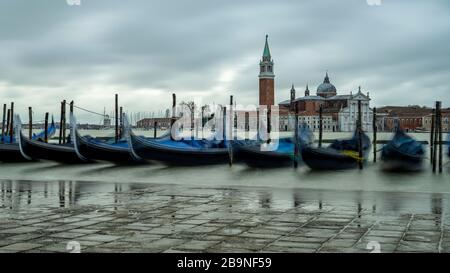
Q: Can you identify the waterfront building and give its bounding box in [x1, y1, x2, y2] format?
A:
[279, 73, 373, 132]
[136, 117, 171, 129]
[422, 109, 450, 132]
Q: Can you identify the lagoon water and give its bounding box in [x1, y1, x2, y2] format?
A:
[1, 132, 449, 253]
[1, 130, 448, 195]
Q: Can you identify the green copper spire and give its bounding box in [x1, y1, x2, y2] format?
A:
[263, 34, 271, 59]
[259, 34, 274, 79]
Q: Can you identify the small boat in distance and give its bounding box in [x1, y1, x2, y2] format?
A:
[301, 130, 371, 170]
[380, 128, 425, 172]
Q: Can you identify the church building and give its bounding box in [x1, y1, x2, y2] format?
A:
[236, 35, 373, 134]
[279, 72, 373, 132]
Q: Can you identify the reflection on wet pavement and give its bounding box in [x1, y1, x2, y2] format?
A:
[1, 179, 450, 253]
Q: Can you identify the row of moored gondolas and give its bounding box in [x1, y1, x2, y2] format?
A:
[0, 114, 449, 172]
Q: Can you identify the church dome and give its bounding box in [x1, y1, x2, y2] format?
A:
[317, 72, 337, 95]
[317, 82, 336, 93]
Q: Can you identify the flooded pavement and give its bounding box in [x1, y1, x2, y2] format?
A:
[0, 159, 449, 253]
[0, 131, 448, 253]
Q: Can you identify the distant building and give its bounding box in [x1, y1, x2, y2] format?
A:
[136, 117, 171, 129]
[422, 109, 450, 132]
[376, 106, 432, 132]
[336, 89, 372, 132]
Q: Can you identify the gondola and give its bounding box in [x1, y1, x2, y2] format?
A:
[380, 128, 425, 172]
[31, 117, 57, 141]
[301, 130, 371, 170]
[0, 143, 27, 162]
[0, 116, 56, 162]
[0, 117, 56, 144]
[72, 115, 140, 164]
[236, 125, 314, 168]
[128, 132, 230, 165]
[125, 114, 231, 165]
[18, 116, 90, 164]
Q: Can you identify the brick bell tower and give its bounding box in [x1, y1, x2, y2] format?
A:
[259, 35, 275, 107]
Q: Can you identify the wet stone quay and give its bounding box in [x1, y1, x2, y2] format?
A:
[1, 178, 450, 253]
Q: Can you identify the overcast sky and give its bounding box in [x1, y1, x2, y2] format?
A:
[0, 0, 449, 123]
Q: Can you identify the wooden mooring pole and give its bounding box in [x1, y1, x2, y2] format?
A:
[1, 104, 6, 143]
[44, 112, 49, 143]
[430, 108, 435, 164]
[171, 93, 176, 127]
[9, 102, 14, 143]
[115, 94, 119, 143]
[373, 107, 377, 163]
[171, 93, 176, 140]
[62, 100, 66, 143]
[319, 104, 323, 148]
[432, 102, 439, 173]
[119, 106, 123, 139]
[256, 109, 260, 140]
[244, 112, 249, 141]
[59, 101, 64, 144]
[357, 100, 363, 170]
[201, 107, 204, 139]
[228, 95, 234, 166]
[267, 106, 271, 144]
[437, 101, 443, 173]
[294, 104, 299, 169]
[230, 95, 234, 140]
[222, 107, 233, 166]
[154, 121, 157, 138]
[69, 101, 74, 143]
[28, 107, 33, 139]
[5, 109, 10, 139]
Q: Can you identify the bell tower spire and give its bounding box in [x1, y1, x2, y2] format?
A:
[259, 35, 275, 107]
[262, 35, 271, 61]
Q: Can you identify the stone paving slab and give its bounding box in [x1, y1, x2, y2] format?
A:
[0, 242, 42, 252]
[1, 181, 450, 253]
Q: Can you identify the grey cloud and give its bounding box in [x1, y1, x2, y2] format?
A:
[0, 0, 449, 122]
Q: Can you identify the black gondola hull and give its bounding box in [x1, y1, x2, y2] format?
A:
[130, 133, 230, 166]
[74, 130, 136, 164]
[380, 130, 425, 172]
[301, 146, 362, 170]
[236, 145, 293, 168]
[0, 143, 29, 162]
[381, 147, 424, 172]
[19, 132, 88, 163]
